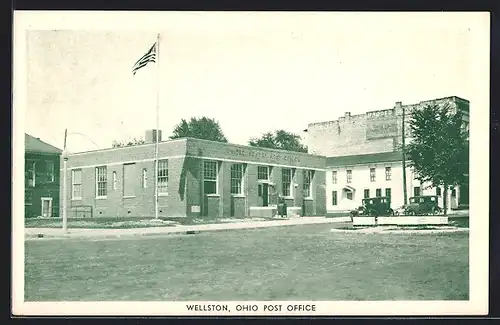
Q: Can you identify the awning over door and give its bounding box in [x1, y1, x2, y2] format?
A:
[343, 185, 356, 192]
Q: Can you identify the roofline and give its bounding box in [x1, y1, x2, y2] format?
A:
[67, 136, 324, 158]
[307, 95, 469, 127]
[25, 150, 61, 155]
[185, 137, 324, 158]
[67, 138, 187, 156]
[325, 151, 405, 167]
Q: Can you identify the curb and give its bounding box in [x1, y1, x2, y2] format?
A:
[25, 218, 348, 241]
[329, 227, 469, 235]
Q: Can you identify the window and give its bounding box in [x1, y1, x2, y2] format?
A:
[142, 169, 147, 188]
[346, 169, 352, 183]
[157, 160, 168, 194]
[257, 166, 269, 181]
[95, 166, 107, 197]
[112, 171, 117, 190]
[332, 191, 338, 205]
[303, 170, 314, 198]
[26, 161, 36, 187]
[436, 186, 441, 196]
[123, 164, 136, 197]
[413, 186, 421, 197]
[370, 168, 376, 182]
[413, 170, 418, 180]
[72, 169, 82, 199]
[451, 188, 456, 197]
[376, 188, 382, 197]
[385, 188, 392, 199]
[203, 160, 218, 195]
[364, 189, 370, 198]
[346, 191, 353, 200]
[385, 167, 392, 181]
[231, 164, 245, 194]
[282, 168, 294, 197]
[46, 161, 55, 182]
[332, 171, 337, 184]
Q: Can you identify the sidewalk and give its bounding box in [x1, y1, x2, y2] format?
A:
[25, 216, 352, 240]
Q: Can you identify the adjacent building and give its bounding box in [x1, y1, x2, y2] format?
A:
[25, 134, 62, 218]
[306, 96, 469, 157]
[306, 96, 469, 214]
[325, 151, 462, 214]
[60, 132, 327, 219]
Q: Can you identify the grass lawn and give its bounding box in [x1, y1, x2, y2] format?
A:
[25, 223, 469, 301]
[24, 216, 275, 229]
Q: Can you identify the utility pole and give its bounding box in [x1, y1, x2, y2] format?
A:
[401, 103, 408, 206]
[62, 128, 68, 233]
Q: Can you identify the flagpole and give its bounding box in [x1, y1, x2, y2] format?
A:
[154, 33, 160, 220]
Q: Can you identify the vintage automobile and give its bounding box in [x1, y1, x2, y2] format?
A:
[404, 195, 442, 215]
[350, 196, 395, 217]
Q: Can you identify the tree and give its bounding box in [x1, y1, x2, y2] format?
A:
[249, 129, 308, 153]
[404, 103, 469, 215]
[112, 137, 145, 148]
[170, 117, 228, 142]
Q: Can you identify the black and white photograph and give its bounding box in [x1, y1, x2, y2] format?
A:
[12, 11, 489, 316]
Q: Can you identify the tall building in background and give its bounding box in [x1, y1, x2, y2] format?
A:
[304, 96, 470, 214]
[306, 96, 469, 157]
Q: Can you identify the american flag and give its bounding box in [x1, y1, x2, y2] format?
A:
[132, 42, 157, 75]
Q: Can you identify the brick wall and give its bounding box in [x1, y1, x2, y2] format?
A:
[60, 137, 328, 218]
[307, 96, 469, 157]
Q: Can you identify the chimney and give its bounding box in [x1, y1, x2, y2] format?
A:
[345, 112, 351, 118]
[395, 101, 402, 109]
[145, 129, 162, 143]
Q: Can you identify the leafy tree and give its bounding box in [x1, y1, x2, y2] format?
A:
[404, 103, 469, 215]
[170, 117, 228, 142]
[112, 137, 145, 148]
[249, 130, 308, 153]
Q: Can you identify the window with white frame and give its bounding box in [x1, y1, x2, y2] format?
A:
[346, 169, 352, 183]
[332, 191, 338, 205]
[303, 170, 314, 198]
[46, 161, 55, 182]
[95, 166, 107, 197]
[385, 167, 392, 181]
[26, 160, 36, 187]
[72, 169, 82, 199]
[370, 168, 376, 182]
[142, 169, 147, 188]
[157, 160, 168, 194]
[112, 171, 117, 190]
[331, 170, 337, 184]
[257, 166, 269, 181]
[230, 164, 245, 194]
[203, 160, 218, 195]
[282, 168, 294, 197]
[376, 188, 382, 197]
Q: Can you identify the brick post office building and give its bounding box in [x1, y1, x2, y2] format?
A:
[60, 131, 326, 219]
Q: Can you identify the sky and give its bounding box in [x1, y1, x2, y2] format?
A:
[21, 12, 487, 153]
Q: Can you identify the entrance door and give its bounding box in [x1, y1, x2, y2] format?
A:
[262, 183, 269, 207]
[41, 197, 52, 218]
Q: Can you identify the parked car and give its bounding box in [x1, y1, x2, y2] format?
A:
[350, 196, 395, 217]
[404, 195, 442, 215]
[393, 205, 406, 216]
